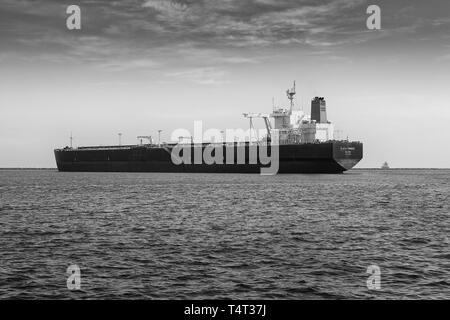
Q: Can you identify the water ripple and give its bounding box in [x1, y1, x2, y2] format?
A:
[0, 169, 449, 299]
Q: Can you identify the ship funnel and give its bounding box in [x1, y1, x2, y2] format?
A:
[311, 96, 327, 123]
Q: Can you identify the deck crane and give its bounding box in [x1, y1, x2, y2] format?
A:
[178, 136, 194, 144]
[242, 113, 272, 143]
[137, 136, 153, 145]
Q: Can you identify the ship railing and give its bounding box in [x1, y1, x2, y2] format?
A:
[59, 145, 136, 151]
[165, 141, 271, 147]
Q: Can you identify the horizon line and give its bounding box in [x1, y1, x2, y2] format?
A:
[0, 167, 449, 170]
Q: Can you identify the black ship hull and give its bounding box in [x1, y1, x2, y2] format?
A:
[54, 141, 362, 174]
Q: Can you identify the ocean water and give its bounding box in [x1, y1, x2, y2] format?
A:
[0, 169, 449, 300]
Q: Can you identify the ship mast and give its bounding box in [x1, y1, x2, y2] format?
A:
[158, 130, 162, 147]
[286, 81, 296, 113]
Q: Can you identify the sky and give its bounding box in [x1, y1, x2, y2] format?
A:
[0, 0, 449, 168]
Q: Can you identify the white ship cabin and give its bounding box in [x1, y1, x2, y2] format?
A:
[269, 94, 334, 145]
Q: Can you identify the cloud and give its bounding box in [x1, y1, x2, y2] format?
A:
[165, 67, 229, 85]
[96, 58, 161, 71]
[142, 0, 189, 12]
[1, 0, 449, 72]
[436, 53, 450, 61]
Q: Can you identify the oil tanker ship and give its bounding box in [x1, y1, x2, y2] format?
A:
[54, 83, 362, 174]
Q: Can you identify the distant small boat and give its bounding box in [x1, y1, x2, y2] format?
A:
[381, 162, 390, 169]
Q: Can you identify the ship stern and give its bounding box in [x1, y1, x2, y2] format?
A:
[332, 141, 363, 171]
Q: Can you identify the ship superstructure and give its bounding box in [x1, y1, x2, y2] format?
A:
[262, 82, 335, 145]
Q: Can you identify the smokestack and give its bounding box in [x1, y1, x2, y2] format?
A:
[311, 97, 327, 123]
